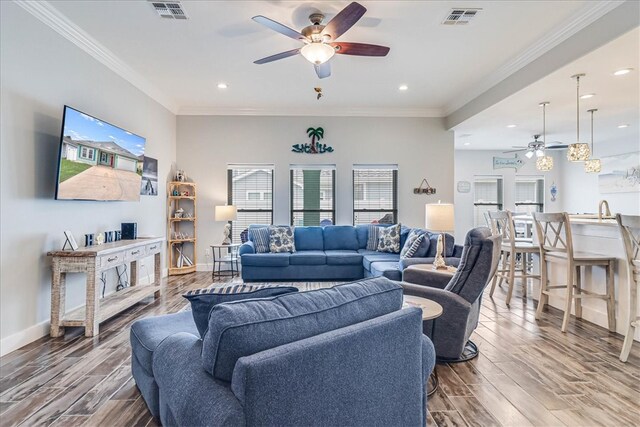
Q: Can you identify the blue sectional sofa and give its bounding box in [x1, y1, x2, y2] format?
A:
[239, 224, 463, 282]
[130, 278, 436, 426]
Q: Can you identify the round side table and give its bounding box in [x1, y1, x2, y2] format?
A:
[211, 243, 241, 279]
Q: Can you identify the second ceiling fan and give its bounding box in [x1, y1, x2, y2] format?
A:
[252, 2, 390, 79]
[503, 102, 568, 158]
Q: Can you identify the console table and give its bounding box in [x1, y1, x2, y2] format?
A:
[47, 237, 164, 337]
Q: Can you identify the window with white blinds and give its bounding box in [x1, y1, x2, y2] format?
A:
[473, 176, 503, 227]
[515, 176, 544, 214]
[227, 164, 274, 242]
[290, 165, 335, 226]
[353, 165, 398, 225]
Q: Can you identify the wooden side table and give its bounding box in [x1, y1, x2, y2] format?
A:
[403, 295, 443, 396]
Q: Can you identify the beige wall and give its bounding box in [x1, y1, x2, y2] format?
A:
[0, 3, 176, 354]
[177, 116, 454, 268]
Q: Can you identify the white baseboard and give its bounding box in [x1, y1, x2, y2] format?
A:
[1, 319, 50, 357]
[0, 268, 170, 357]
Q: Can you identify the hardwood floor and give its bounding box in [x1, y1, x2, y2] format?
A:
[1, 272, 638, 426]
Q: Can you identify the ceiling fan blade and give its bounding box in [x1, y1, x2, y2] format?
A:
[252, 15, 308, 42]
[503, 149, 527, 153]
[545, 144, 569, 150]
[332, 42, 390, 56]
[253, 49, 301, 64]
[314, 62, 331, 79]
[511, 146, 528, 149]
[321, 2, 367, 41]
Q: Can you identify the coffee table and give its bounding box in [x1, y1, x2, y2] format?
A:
[402, 294, 443, 397]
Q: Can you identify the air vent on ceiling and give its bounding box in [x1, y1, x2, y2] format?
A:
[149, 1, 188, 20]
[442, 8, 481, 25]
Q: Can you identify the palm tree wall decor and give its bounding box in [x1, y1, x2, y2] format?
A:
[292, 127, 334, 154]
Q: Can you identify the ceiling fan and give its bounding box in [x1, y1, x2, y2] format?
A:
[503, 102, 568, 158]
[252, 2, 390, 79]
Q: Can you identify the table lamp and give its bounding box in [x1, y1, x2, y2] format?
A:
[215, 205, 237, 245]
[425, 201, 455, 270]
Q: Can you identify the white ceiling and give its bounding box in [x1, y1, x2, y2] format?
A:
[42, 0, 619, 116]
[453, 27, 639, 152]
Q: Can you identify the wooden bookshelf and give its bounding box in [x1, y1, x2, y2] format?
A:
[167, 181, 197, 275]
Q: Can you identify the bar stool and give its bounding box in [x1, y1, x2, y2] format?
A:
[617, 213, 640, 362]
[533, 212, 616, 333]
[488, 211, 540, 305]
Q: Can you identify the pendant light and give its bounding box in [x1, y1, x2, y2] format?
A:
[584, 108, 601, 173]
[536, 102, 553, 171]
[567, 74, 591, 162]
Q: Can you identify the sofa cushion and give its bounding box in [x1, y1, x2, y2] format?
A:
[248, 227, 270, 253]
[357, 249, 379, 255]
[268, 226, 296, 253]
[289, 250, 326, 265]
[130, 311, 199, 376]
[241, 253, 290, 267]
[412, 229, 431, 257]
[363, 253, 401, 270]
[377, 224, 401, 253]
[400, 229, 426, 259]
[370, 262, 402, 281]
[399, 225, 411, 252]
[201, 278, 404, 382]
[183, 284, 299, 337]
[426, 232, 455, 257]
[355, 225, 369, 249]
[294, 226, 324, 251]
[323, 226, 359, 251]
[324, 250, 363, 266]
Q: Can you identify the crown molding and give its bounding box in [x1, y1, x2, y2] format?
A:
[442, 0, 624, 116]
[14, 0, 179, 114]
[177, 106, 445, 118]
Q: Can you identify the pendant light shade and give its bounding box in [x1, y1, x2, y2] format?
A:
[567, 74, 591, 162]
[300, 43, 335, 65]
[584, 108, 601, 173]
[536, 102, 554, 171]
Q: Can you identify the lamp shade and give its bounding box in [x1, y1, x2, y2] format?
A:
[215, 205, 237, 221]
[425, 202, 454, 232]
[300, 43, 335, 65]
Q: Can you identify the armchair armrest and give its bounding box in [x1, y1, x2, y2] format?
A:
[401, 283, 471, 314]
[239, 241, 255, 256]
[399, 257, 434, 270]
[402, 267, 451, 289]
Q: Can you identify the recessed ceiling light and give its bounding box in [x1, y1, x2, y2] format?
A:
[618, 124, 629, 128]
[580, 93, 595, 99]
[613, 68, 633, 76]
[217, 82, 228, 89]
[506, 124, 517, 128]
[463, 142, 471, 146]
[398, 84, 408, 91]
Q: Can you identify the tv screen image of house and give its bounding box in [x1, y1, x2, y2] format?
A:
[55, 106, 146, 201]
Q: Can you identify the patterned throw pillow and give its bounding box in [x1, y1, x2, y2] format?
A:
[269, 226, 296, 253]
[400, 229, 426, 259]
[367, 225, 380, 251]
[183, 284, 298, 337]
[248, 227, 270, 253]
[377, 223, 402, 253]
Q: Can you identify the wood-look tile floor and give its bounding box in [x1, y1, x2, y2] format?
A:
[1, 272, 639, 426]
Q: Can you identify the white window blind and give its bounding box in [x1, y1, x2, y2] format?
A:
[290, 165, 335, 226]
[473, 175, 503, 227]
[227, 164, 274, 242]
[353, 165, 398, 225]
[515, 176, 544, 214]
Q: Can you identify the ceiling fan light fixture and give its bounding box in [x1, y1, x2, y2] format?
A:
[536, 155, 553, 171]
[300, 43, 335, 65]
[525, 150, 534, 159]
[535, 149, 545, 157]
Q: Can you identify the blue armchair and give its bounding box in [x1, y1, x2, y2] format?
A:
[402, 227, 501, 361]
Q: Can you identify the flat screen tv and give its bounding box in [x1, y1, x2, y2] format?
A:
[55, 106, 146, 201]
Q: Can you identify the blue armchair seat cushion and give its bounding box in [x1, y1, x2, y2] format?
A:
[289, 250, 326, 265]
[130, 310, 198, 376]
[201, 277, 404, 382]
[324, 250, 363, 265]
[363, 253, 401, 270]
[370, 261, 402, 281]
[294, 226, 324, 251]
[241, 253, 290, 267]
[183, 285, 299, 337]
[323, 226, 359, 251]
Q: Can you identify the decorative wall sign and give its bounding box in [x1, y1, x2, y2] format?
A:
[493, 155, 524, 170]
[598, 151, 640, 193]
[292, 127, 334, 154]
[550, 182, 558, 202]
[457, 181, 471, 193]
[413, 178, 436, 195]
